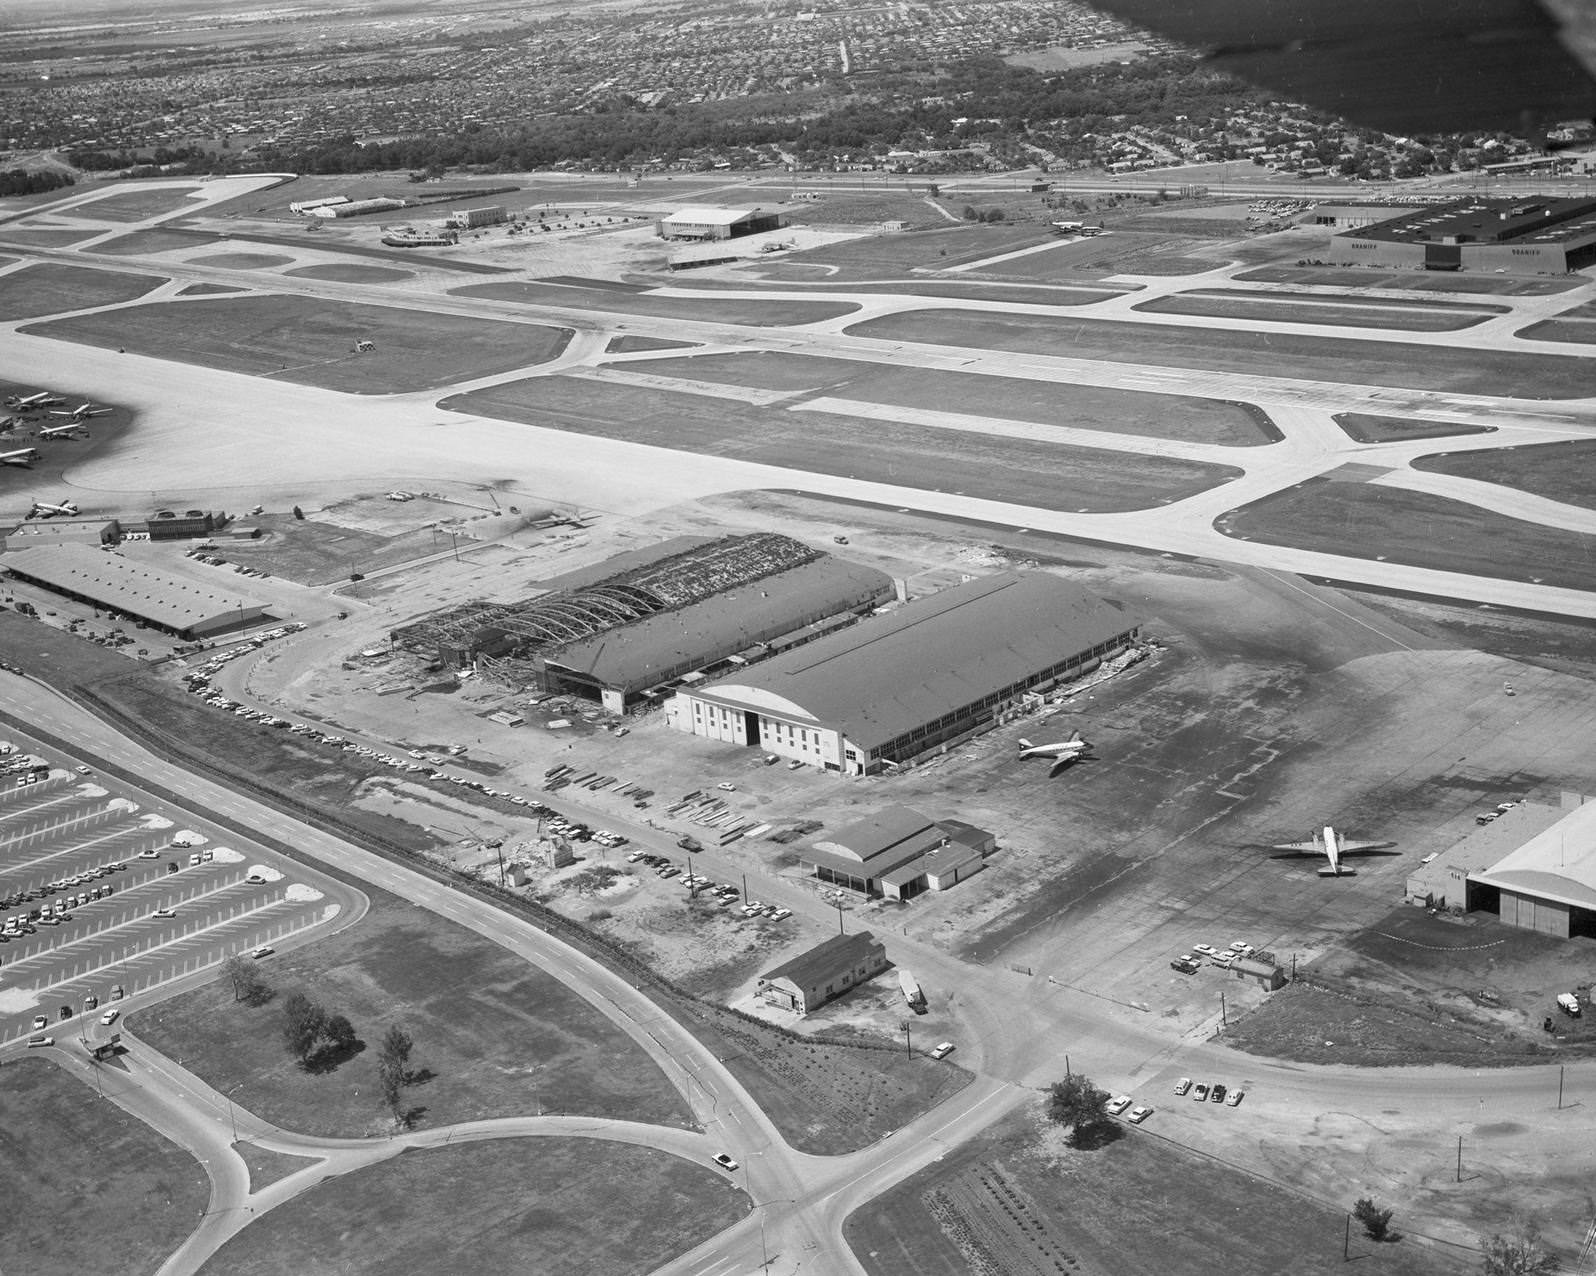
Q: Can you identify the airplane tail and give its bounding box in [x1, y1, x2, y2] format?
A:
[1017, 738, 1032, 751]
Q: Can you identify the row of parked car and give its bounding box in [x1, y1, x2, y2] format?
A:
[1171, 939, 1255, 974]
[1174, 1076, 1245, 1106]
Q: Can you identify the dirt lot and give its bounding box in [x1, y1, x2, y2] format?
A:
[845, 311, 1596, 399]
[1334, 413, 1495, 443]
[442, 374, 1244, 512]
[610, 351, 1276, 447]
[0, 1057, 210, 1276]
[1133, 291, 1495, 332]
[133, 889, 692, 1137]
[198, 1137, 746, 1276]
[846, 1104, 1469, 1276]
[1221, 478, 1596, 591]
[0, 262, 166, 320]
[451, 280, 859, 325]
[23, 294, 572, 394]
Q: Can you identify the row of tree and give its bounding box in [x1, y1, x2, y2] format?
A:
[0, 168, 74, 197]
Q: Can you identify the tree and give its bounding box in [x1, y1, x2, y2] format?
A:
[291, 505, 304, 520]
[281, 993, 327, 1064]
[323, 1014, 358, 1053]
[1045, 1074, 1110, 1143]
[223, 954, 272, 1005]
[1353, 1198, 1393, 1242]
[1481, 1214, 1558, 1276]
[378, 1023, 415, 1122]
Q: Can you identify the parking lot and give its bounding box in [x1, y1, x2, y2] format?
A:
[0, 737, 343, 1049]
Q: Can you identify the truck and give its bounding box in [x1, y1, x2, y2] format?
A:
[899, 968, 927, 1013]
[676, 835, 703, 852]
[1557, 993, 1582, 1018]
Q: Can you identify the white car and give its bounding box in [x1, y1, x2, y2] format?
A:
[99, 1008, 120, 1026]
[716, 782, 737, 792]
[1192, 943, 1217, 956]
[1106, 1095, 1132, 1116]
[712, 1153, 738, 1171]
[1172, 1077, 1192, 1095]
[1128, 1105, 1153, 1124]
[929, 1041, 955, 1060]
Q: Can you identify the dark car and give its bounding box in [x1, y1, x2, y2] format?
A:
[1211, 1083, 1227, 1103]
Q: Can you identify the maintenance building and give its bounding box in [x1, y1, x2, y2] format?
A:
[1, 543, 268, 639]
[757, 930, 889, 1015]
[1328, 196, 1596, 272]
[802, 805, 994, 899]
[657, 207, 786, 241]
[667, 571, 1139, 775]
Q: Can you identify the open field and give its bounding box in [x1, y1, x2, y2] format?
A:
[175, 282, 244, 296]
[1235, 265, 1585, 296]
[1133, 289, 1496, 332]
[451, 280, 859, 326]
[441, 376, 1245, 512]
[1412, 440, 1596, 510]
[285, 263, 412, 283]
[845, 1105, 1466, 1276]
[23, 295, 572, 393]
[846, 310, 1596, 398]
[0, 262, 165, 319]
[1005, 39, 1148, 69]
[1220, 479, 1596, 591]
[94, 227, 225, 255]
[964, 231, 1231, 278]
[605, 334, 698, 353]
[74, 185, 202, 221]
[615, 350, 1278, 446]
[0, 1057, 210, 1276]
[776, 224, 1047, 277]
[1515, 319, 1596, 345]
[1334, 413, 1495, 443]
[198, 1137, 746, 1276]
[705, 275, 1129, 305]
[0, 226, 104, 246]
[133, 888, 692, 1137]
[213, 513, 458, 586]
[188, 251, 294, 269]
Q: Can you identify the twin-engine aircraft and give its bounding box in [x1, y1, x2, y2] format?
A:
[1017, 731, 1094, 777]
[1270, 825, 1398, 877]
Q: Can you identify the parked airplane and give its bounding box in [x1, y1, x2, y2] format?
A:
[5, 392, 61, 410]
[37, 421, 89, 439]
[48, 403, 111, 421]
[1018, 731, 1094, 776]
[29, 497, 79, 519]
[1269, 825, 1398, 877]
[0, 447, 39, 467]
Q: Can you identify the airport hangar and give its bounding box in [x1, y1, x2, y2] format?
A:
[667, 571, 1141, 776]
[655, 207, 787, 242]
[1, 543, 268, 640]
[390, 534, 897, 714]
[1406, 795, 1596, 938]
[1313, 195, 1596, 272]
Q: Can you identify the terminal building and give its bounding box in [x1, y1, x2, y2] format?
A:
[667, 571, 1140, 775]
[447, 206, 506, 230]
[656, 207, 786, 241]
[2, 544, 267, 640]
[801, 806, 995, 900]
[1406, 795, 1596, 938]
[1320, 196, 1596, 272]
[391, 534, 895, 713]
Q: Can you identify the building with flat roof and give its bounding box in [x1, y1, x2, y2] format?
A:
[1330, 196, 1596, 272]
[2, 544, 267, 639]
[802, 805, 992, 899]
[668, 571, 1139, 775]
[757, 930, 889, 1015]
[657, 206, 786, 241]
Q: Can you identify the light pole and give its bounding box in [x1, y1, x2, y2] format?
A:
[224, 1079, 246, 1143]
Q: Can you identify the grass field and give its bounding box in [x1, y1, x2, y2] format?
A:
[0, 226, 104, 246]
[235, 1143, 319, 1192]
[605, 334, 699, 353]
[23, 295, 571, 393]
[778, 224, 1045, 277]
[1220, 478, 1596, 591]
[846, 310, 1596, 399]
[1234, 265, 1582, 296]
[725, 275, 1128, 305]
[134, 889, 693, 1138]
[176, 283, 246, 296]
[1514, 319, 1596, 345]
[188, 252, 294, 269]
[1334, 413, 1495, 443]
[0, 1057, 209, 1276]
[451, 280, 859, 326]
[94, 227, 225, 255]
[1134, 290, 1495, 332]
[442, 375, 1245, 512]
[74, 185, 202, 222]
[615, 350, 1278, 446]
[845, 1105, 1466, 1276]
[197, 1137, 746, 1276]
[1411, 439, 1596, 509]
[285, 263, 412, 283]
[0, 262, 166, 320]
[963, 231, 1229, 279]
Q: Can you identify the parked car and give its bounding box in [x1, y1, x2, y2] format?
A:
[1172, 1077, 1192, 1096]
[712, 1153, 738, 1171]
[1106, 1095, 1132, 1116]
[1127, 1105, 1153, 1124]
[1211, 1084, 1227, 1103]
[1226, 1090, 1245, 1107]
[929, 1041, 956, 1060]
[1193, 1084, 1210, 1102]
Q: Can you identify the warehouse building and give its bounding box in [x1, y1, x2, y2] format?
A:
[802, 805, 994, 900]
[757, 930, 889, 1015]
[668, 571, 1140, 775]
[391, 534, 894, 712]
[1328, 196, 1596, 272]
[656, 206, 786, 241]
[2, 544, 267, 639]
[1405, 795, 1596, 938]
[447, 206, 506, 230]
[310, 197, 406, 219]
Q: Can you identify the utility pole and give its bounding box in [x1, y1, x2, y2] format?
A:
[1220, 992, 1227, 1030]
[1343, 1214, 1351, 1261]
[1559, 1065, 1566, 1110]
[836, 897, 845, 935]
[1456, 1134, 1463, 1183]
[902, 1021, 912, 1056]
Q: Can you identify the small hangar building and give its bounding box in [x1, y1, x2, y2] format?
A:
[1406, 796, 1596, 938]
[2, 544, 267, 639]
[656, 206, 786, 241]
[757, 930, 889, 1015]
[667, 571, 1139, 775]
[802, 805, 994, 900]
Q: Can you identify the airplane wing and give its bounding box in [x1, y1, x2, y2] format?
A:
[1079, 0, 1596, 138]
[1269, 840, 1320, 855]
[1332, 840, 1399, 856]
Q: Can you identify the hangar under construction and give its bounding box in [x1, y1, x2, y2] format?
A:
[390, 533, 895, 713]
